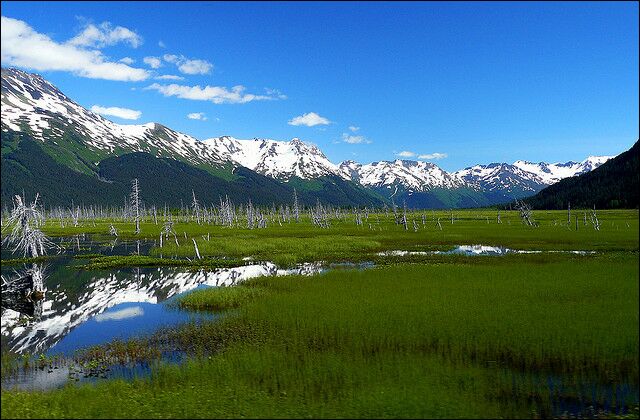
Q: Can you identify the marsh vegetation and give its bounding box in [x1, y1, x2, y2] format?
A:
[1, 198, 638, 418]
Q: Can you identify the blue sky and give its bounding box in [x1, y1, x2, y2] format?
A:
[1, 1, 638, 171]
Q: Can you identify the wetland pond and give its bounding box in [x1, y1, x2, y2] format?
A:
[1, 236, 372, 390]
[2, 237, 636, 418]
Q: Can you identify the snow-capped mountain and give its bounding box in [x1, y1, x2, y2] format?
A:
[452, 157, 613, 197]
[340, 156, 611, 199]
[1, 68, 226, 168]
[0, 67, 615, 207]
[512, 157, 613, 185]
[453, 163, 546, 194]
[202, 136, 343, 180]
[340, 159, 466, 192]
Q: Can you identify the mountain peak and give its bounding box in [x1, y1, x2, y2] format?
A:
[1, 68, 615, 202]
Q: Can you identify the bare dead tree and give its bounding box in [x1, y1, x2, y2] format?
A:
[130, 178, 141, 235]
[191, 190, 202, 225]
[514, 199, 536, 227]
[192, 238, 201, 259]
[161, 215, 179, 246]
[2, 194, 55, 258]
[293, 188, 300, 223]
[247, 199, 255, 229]
[402, 201, 408, 231]
[590, 206, 600, 231]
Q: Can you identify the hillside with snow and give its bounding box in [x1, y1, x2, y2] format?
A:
[0, 67, 616, 207]
[202, 136, 343, 180]
[1, 68, 226, 170]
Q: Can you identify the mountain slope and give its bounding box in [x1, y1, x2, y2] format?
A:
[0, 67, 616, 209]
[337, 159, 492, 208]
[512, 156, 613, 184]
[1, 67, 226, 174]
[203, 136, 344, 180]
[1, 132, 383, 208]
[1, 68, 385, 207]
[453, 163, 547, 198]
[524, 140, 639, 209]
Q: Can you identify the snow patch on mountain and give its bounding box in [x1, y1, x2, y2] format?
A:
[1, 67, 615, 193]
[512, 157, 613, 184]
[1, 68, 225, 167]
[340, 159, 466, 191]
[202, 136, 344, 180]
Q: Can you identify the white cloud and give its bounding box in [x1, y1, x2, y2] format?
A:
[342, 133, 371, 144]
[158, 40, 166, 48]
[178, 59, 212, 75]
[161, 53, 213, 74]
[67, 21, 142, 48]
[187, 112, 207, 120]
[145, 83, 282, 104]
[288, 112, 331, 127]
[395, 150, 448, 160]
[348, 126, 360, 132]
[90, 105, 142, 120]
[119, 57, 134, 64]
[95, 306, 143, 322]
[163, 54, 179, 63]
[143, 56, 162, 69]
[155, 74, 185, 81]
[418, 152, 447, 160]
[397, 151, 415, 158]
[265, 87, 287, 100]
[1, 16, 149, 81]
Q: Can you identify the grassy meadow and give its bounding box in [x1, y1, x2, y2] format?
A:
[1, 209, 638, 418]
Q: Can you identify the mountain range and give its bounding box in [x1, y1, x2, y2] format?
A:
[524, 139, 639, 210]
[1, 67, 615, 208]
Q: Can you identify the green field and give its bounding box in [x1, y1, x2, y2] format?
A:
[1, 209, 639, 418]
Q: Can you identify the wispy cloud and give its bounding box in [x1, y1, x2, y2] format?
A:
[187, 112, 207, 120]
[67, 21, 143, 49]
[342, 133, 371, 144]
[162, 53, 212, 75]
[348, 126, 360, 132]
[178, 59, 212, 75]
[163, 54, 179, 63]
[288, 112, 331, 127]
[95, 306, 144, 322]
[143, 56, 162, 69]
[119, 57, 134, 65]
[397, 151, 415, 158]
[395, 150, 448, 160]
[91, 105, 142, 120]
[265, 88, 287, 100]
[154, 74, 184, 81]
[1, 16, 149, 81]
[158, 40, 166, 48]
[418, 152, 447, 160]
[145, 83, 282, 104]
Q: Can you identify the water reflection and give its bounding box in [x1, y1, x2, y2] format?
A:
[376, 245, 597, 257]
[1, 259, 335, 355]
[1, 264, 45, 319]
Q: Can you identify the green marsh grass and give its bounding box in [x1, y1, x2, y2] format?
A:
[177, 284, 266, 311]
[34, 209, 639, 261]
[2, 253, 638, 418]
